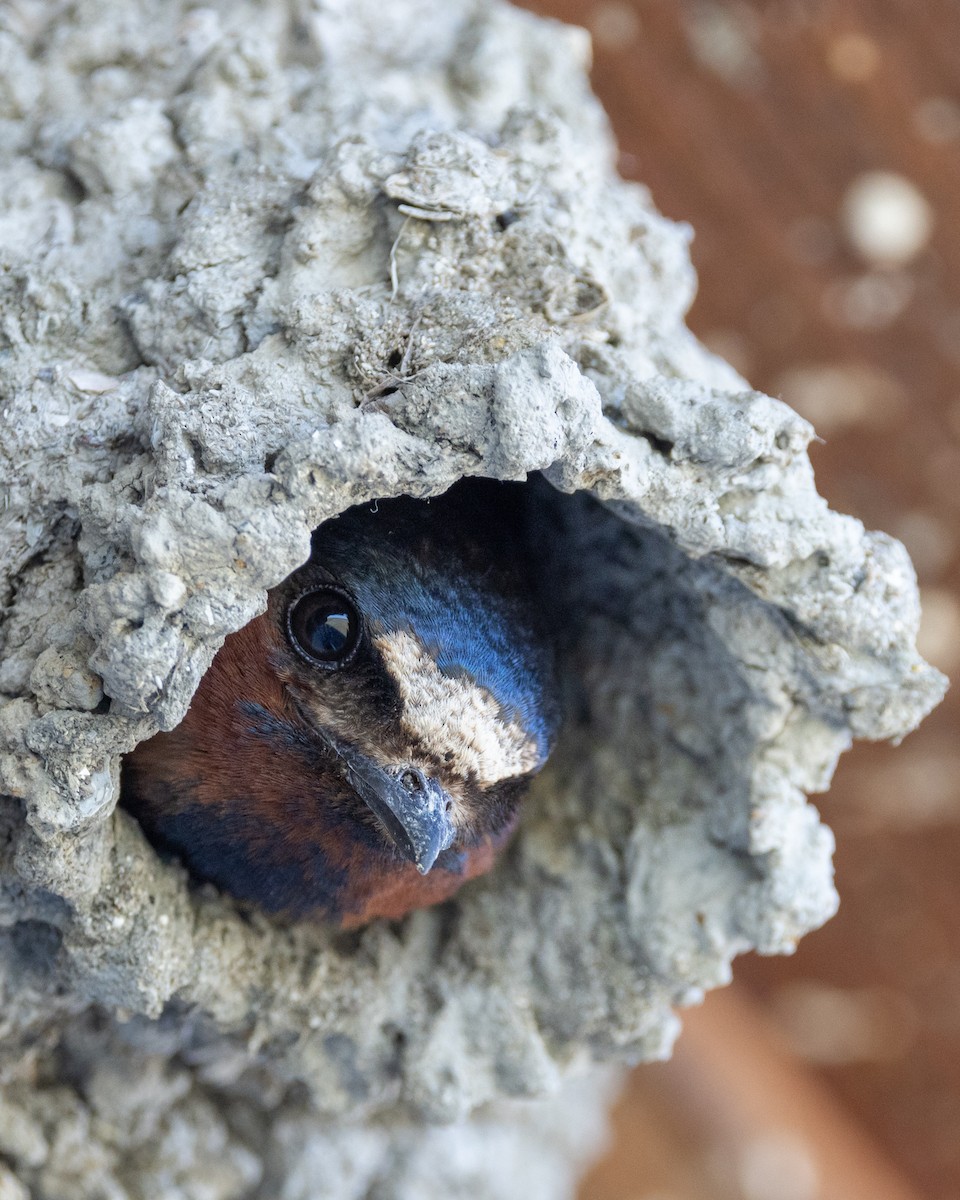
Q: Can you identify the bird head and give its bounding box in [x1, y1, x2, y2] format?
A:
[122, 480, 559, 925]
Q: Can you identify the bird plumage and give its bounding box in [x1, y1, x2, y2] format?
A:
[121, 480, 558, 927]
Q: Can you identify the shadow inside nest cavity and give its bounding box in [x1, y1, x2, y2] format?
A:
[522, 476, 779, 860]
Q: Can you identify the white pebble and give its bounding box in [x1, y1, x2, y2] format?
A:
[842, 171, 933, 265]
[66, 368, 121, 394]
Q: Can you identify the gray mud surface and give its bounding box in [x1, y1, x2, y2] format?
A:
[0, 1, 945, 1196]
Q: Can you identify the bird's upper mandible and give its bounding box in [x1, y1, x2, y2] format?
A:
[121, 479, 559, 927]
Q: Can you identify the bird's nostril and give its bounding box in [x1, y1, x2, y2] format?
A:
[400, 769, 423, 794]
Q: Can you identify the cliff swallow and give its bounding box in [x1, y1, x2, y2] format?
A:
[121, 480, 558, 927]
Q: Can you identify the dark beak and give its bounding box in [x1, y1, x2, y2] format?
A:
[321, 734, 456, 874]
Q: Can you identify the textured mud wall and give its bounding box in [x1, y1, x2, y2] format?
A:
[0, 0, 946, 1196]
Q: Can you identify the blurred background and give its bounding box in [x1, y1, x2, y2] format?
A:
[513, 3, 959, 1199]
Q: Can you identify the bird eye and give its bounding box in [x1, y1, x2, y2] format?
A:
[286, 588, 361, 666]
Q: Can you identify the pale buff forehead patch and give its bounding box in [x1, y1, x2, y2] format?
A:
[374, 629, 542, 785]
